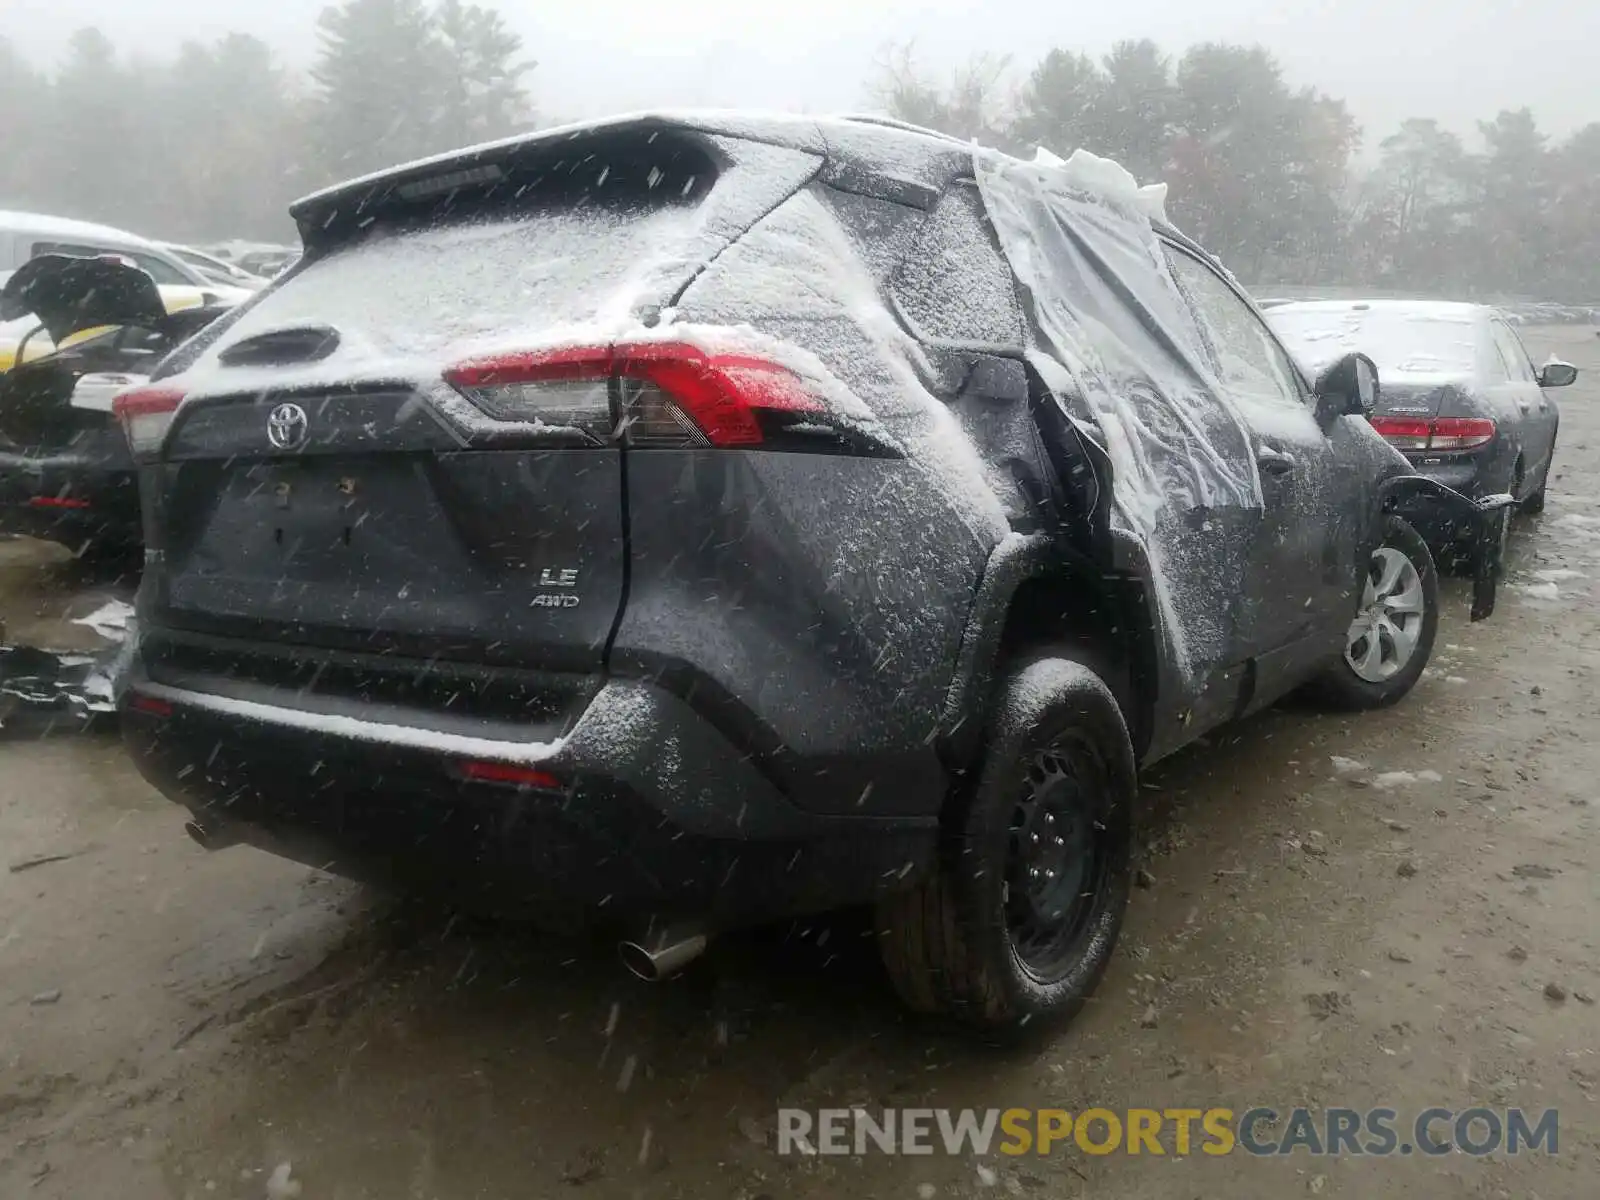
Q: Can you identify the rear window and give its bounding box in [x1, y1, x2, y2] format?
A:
[206, 135, 721, 365]
[1268, 306, 1480, 379]
[207, 204, 703, 362]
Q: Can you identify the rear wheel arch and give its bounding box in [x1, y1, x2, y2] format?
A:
[940, 535, 1157, 779]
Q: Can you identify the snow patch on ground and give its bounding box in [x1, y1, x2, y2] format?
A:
[1514, 581, 1561, 600]
[1372, 769, 1443, 790]
[1330, 756, 1367, 774]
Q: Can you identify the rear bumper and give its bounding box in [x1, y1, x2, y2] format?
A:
[120, 672, 939, 931]
[1383, 474, 1514, 620]
[0, 451, 140, 546]
[1393, 440, 1512, 544]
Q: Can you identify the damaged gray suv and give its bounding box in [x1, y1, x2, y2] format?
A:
[116, 113, 1508, 1031]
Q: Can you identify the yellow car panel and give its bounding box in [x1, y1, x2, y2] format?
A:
[0, 283, 242, 373]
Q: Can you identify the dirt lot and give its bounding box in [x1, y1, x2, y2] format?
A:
[2, 327, 1596, 1200]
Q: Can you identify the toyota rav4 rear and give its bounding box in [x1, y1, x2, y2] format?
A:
[121, 113, 1487, 1031]
[119, 116, 1002, 942]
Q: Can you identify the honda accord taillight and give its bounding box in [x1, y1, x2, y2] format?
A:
[1426, 417, 1497, 452]
[111, 384, 186, 460]
[1369, 415, 1495, 453]
[444, 343, 827, 449]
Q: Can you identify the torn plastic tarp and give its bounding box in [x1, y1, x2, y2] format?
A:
[975, 149, 1263, 683]
[0, 599, 135, 733]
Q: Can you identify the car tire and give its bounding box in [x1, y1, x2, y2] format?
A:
[876, 655, 1135, 1033]
[1307, 515, 1438, 711]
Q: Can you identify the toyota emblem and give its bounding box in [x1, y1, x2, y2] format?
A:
[266, 402, 310, 451]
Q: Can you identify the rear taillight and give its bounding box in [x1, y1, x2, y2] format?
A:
[1367, 416, 1431, 450]
[442, 348, 614, 438]
[1427, 417, 1497, 452]
[128, 693, 173, 718]
[111, 384, 186, 459]
[615, 344, 823, 447]
[456, 760, 562, 789]
[444, 342, 825, 449]
[1369, 415, 1495, 453]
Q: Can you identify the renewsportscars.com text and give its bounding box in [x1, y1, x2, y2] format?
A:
[777, 1106, 1559, 1158]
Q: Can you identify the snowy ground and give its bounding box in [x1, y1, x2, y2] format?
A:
[1, 327, 1596, 1199]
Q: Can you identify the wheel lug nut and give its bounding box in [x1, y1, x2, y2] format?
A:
[1054, 836, 1065, 847]
[1031, 833, 1040, 844]
[1029, 867, 1040, 880]
[1044, 813, 1055, 826]
[1045, 869, 1056, 880]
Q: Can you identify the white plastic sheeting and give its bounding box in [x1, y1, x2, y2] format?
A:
[975, 149, 1263, 682]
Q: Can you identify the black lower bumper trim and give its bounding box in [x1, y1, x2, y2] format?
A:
[121, 676, 939, 931]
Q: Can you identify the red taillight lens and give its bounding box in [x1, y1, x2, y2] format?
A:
[128, 693, 173, 718]
[111, 385, 186, 459]
[1368, 415, 1495, 453]
[444, 343, 824, 449]
[443, 348, 614, 437]
[457, 760, 562, 789]
[616, 344, 823, 447]
[1368, 416, 1432, 450]
[28, 495, 92, 510]
[1427, 417, 1497, 451]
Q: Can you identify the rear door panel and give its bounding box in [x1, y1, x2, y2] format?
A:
[1164, 247, 1363, 678]
[1493, 319, 1557, 491]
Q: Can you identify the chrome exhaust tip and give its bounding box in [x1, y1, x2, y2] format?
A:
[183, 819, 241, 852]
[619, 926, 709, 981]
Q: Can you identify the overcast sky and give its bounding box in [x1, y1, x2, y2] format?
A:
[9, 0, 1597, 147]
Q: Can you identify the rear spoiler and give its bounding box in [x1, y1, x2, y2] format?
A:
[1381, 476, 1514, 621]
[289, 117, 744, 255]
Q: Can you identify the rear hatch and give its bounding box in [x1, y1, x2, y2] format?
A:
[140, 123, 823, 675]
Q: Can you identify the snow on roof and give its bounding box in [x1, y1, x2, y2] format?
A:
[0, 209, 160, 249]
[1267, 299, 1487, 380]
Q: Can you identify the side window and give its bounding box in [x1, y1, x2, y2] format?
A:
[32, 241, 188, 287]
[889, 182, 1023, 347]
[128, 252, 191, 287]
[33, 240, 107, 260]
[1491, 321, 1536, 383]
[1485, 328, 1515, 382]
[1164, 246, 1304, 409]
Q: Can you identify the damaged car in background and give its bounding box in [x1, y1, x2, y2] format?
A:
[116, 112, 1511, 1031]
[0, 254, 240, 557]
[1268, 299, 1575, 572]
